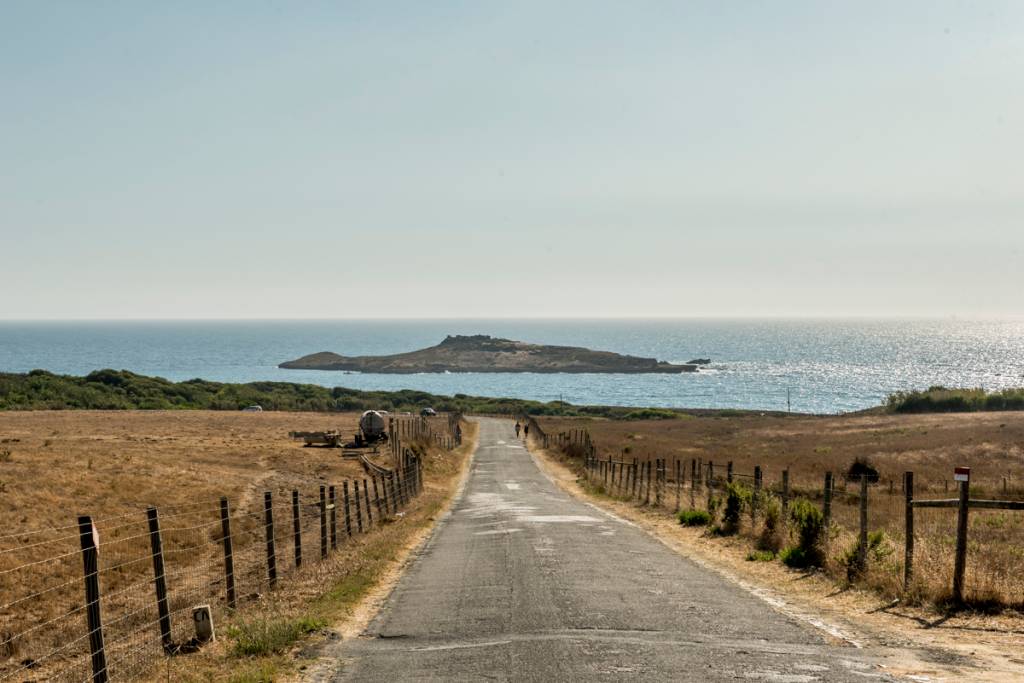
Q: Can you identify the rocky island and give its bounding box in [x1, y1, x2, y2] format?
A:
[279, 335, 698, 374]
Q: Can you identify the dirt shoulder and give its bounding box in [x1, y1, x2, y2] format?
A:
[528, 438, 1024, 683]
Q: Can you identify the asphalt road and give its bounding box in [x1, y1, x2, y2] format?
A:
[323, 418, 896, 681]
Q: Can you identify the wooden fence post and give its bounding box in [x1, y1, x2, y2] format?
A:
[644, 462, 652, 505]
[856, 474, 869, 574]
[781, 469, 790, 517]
[690, 459, 697, 509]
[655, 460, 663, 507]
[373, 476, 384, 518]
[953, 470, 971, 603]
[343, 482, 353, 537]
[727, 461, 733, 484]
[78, 515, 108, 683]
[389, 472, 399, 512]
[292, 490, 302, 568]
[363, 479, 373, 525]
[145, 507, 173, 653]
[752, 465, 762, 525]
[675, 459, 682, 512]
[219, 497, 236, 609]
[706, 461, 714, 511]
[904, 471, 914, 591]
[328, 486, 337, 550]
[264, 491, 277, 587]
[319, 486, 328, 560]
[355, 481, 364, 533]
[822, 472, 833, 556]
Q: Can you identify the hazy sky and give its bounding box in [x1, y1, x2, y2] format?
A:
[3, 2, 1023, 319]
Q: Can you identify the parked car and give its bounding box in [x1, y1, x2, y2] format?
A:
[420, 407, 437, 417]
[242, 405, 263, 412]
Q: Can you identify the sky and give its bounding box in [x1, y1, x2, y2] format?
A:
[2, 1, 1023, 319]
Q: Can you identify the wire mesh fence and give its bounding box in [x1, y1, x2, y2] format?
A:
[0, 416, 466, 682]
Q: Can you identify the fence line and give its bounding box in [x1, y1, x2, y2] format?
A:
[533, 420, 1024, 608]
[0, 416, 465, 682]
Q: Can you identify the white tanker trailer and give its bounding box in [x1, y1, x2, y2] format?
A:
[355, 410, 389, 447]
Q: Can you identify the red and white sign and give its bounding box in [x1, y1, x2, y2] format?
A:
[954, 466, 971, 483]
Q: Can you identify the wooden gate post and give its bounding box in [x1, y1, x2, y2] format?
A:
[953, 467, 971, 603]
[903, 471, 914, 591]
[78, 516, 108, 683]
[219, 497, 236, 609]
[263, 491, 277, 587]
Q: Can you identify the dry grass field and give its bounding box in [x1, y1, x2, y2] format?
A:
[0, 410, 459, 682]
[537, 411, 1024, 610]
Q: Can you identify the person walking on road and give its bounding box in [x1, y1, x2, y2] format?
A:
[523, 423, 530, 440]
[514, 421, 521, 438]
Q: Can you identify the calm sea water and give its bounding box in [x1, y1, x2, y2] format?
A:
[1, 319, 1022, 414]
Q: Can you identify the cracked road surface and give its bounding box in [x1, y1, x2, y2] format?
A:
[323, 418, 898, 681]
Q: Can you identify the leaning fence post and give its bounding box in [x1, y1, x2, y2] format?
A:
[904, 471, 914, 591]
[953, 467, 971, 603]
[328, 485, 337, 550]
[78, 515, 109, 683]
[292, 490, 302, 568]
[319, 486, 328, 560]
[145, 507, 173, 653]
[219, 497, 237, 609]
[263, 491, 277, 587]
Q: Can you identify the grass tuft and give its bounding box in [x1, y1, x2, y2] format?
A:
[677, 509, 712, 526]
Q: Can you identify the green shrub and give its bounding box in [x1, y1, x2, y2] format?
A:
[842, 530, 892, 580]
[746, 550, 776, 562]
[720, 482, 752, 535]
[782, 498, 825, 568]
[885, 386, 1024, 413]
[677, 509, 712, 526]
[758, 496, 784, 553]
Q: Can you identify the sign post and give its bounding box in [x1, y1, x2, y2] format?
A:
[952, 466, 971, 603]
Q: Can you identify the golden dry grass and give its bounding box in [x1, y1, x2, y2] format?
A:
[0, 410, 458, 682]
[537, 411, 1024, 610]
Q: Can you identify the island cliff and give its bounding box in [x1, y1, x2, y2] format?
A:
[279, 335, 697, 374]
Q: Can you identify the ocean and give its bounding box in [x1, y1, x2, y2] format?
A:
[1, 319, 1022, 414]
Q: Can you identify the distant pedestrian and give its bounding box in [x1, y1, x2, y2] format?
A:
[523, 423, 530, 439]
[514, 421, 521, 438]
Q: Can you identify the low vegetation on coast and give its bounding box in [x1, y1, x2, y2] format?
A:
[885, 386, 1024, 413]
[0, 370, 688, 419]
